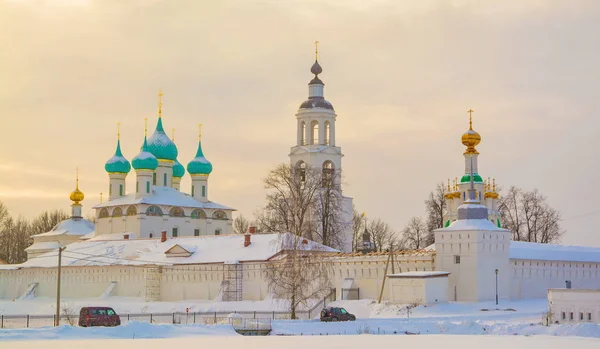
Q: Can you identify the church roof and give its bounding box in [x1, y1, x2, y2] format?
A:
[32, 217, 95, 237]
[4, 233, 337, 268]
[92, 186, 234, 211]
[440, 217, 506, 231]
[299, 97, 334, 111]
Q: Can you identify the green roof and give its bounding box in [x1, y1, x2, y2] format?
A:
[173, 159, 185, 178]
[105, 140, 131, 174]
[146, 117, 178, 161]
[460, 173, 483, 183]
[132, 136, 159, 171]
[187, 141, 213, 175]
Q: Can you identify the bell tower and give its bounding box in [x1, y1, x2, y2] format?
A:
[288, 43, 353, 252]
[289, 42, 342, 184]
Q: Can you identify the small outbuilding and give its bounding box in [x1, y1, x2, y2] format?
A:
[548, 288, 600, 324]
[387, 271, 450, 305]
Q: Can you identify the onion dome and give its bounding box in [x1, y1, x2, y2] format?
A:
[105, 139, 131, 174]
[299, 58, 335, 111]
[462, 110, 481, 154]
[132, 136, 159, 170]
[70, 171, 84, 204]
[173, 158, 185, 178]
[147, 117, 178, 161]
[187, 140, 213, 175]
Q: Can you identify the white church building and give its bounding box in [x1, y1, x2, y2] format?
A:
[1, 50, 600, 305]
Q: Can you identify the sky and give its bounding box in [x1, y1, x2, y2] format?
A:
[1, 0, 600, 247]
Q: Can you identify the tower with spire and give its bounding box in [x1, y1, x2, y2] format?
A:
[443, 110, 501, 228]
[104, 123, 131, 200]
[188, 124, 213, 202]
[288, 43, 354, 252]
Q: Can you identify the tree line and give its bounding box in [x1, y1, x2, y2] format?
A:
[0, 201, 69, 264]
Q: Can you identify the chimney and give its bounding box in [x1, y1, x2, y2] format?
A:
[123, 234, 129, 240]
[161, 231, 167, 243]
[249, 226, 256, 234]
[244, 233, 251, 247]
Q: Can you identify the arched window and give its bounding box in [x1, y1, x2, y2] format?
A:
[169, 207, 185, 217]
[322, 161, 334, 186]
[191, 209, 207, 219]
[324, 121, 330, 145]
[126, 206, 137, 216]
[295, 161, 306, 183]
[212, 210, 227, 220]
[215, 229, 221, 235]
[146, 206, 163, 217]
[311, 120, 319, 145]
[99, 208, 109, 218]
[112, 207, 123, 217]
[301, 121, 306, 145]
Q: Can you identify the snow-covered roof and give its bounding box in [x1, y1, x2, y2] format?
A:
[89, 232, 137, 241]
[509, 241, 600, 263]
[32, 218, 95, 237]
[387, 271, 450, 278]
[427, 240, 600, 263]
[92, 186, 235, 211]
[4, 233, 338, 269]
[439, 219, 507, 232]
[24, 241, 61, 251]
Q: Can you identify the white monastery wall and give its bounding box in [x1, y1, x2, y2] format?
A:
[510, 259, 600, 299]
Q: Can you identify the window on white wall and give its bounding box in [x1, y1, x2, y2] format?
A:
[580, 313, 584, 321]
[570, 312, 574, 320]
[454, 255, 461, 264]
[588, 313, 592, 321]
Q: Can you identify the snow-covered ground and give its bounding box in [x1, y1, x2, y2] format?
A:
[5, 332, 600, 349]
[2, 297, 600, 343]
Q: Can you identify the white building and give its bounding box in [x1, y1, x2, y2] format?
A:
[288, 51, 354, 252]
[96, 93, 234, 240]
[548, 288, 600, 324]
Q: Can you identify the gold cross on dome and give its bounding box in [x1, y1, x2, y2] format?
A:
[198, 123, 203, 141]
[467, 109, 474, 129]
[314, 40, 319, 60]
[158, 89, 164, 118]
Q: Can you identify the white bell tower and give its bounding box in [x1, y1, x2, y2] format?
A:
[288, 42, 353, 252]
[289, 42, 342, 184]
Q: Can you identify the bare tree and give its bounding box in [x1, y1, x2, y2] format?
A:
[352, 208, 366, 252]
[265, 234, 332, 319]
[232, 214, 250, 234]
[29, 209, 70, 237]
[367, 218, 396, 252]
[313, 169, 345, 249]
[424, 182, 447, 246]
[401, 217, 428, 250]
[255, 163, 346, 249]
[498, 186, 564, 243]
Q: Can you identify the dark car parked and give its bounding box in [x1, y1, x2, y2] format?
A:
[320, 307, 356, 322]
[78, 307, 121, 327]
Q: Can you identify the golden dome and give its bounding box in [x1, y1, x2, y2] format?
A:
[70, 167, 84, 204]
[462, 109, 481, 154]
[70, 188, 84, 203]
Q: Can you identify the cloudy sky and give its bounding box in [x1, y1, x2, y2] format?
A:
[1, 0, 600, 246]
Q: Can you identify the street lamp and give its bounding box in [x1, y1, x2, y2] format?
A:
[495, 269, 499, 306]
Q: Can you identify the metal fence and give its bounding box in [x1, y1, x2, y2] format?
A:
[0, 288, 337, 329]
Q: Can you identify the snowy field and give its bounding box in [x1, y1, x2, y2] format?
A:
[2, 297, 600, 345]
[5, 333, 600, 349]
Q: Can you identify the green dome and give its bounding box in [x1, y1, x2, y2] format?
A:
[187, 141, 213, 175]
[460, 173, 483, 183]
[173, 158, 185, 178]
[105, 140, 131, 174]
[146, 117, 178, 161]
[132, 136, 159, 170]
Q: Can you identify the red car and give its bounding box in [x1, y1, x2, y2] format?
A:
[78, 307, 121, 327]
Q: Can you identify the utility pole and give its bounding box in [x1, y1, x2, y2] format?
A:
[377, 244, 394, 303]
[55, 247, 65, 326]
